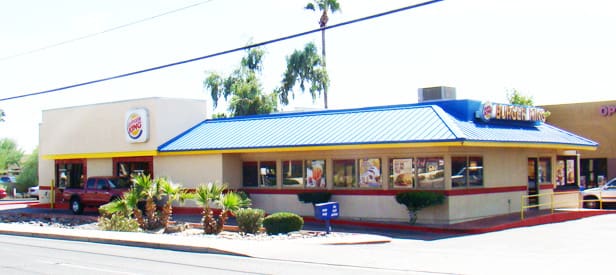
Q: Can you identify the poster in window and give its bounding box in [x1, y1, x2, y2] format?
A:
[566, 159, 575, 184]
[359, 158, 381, 188]
[392, 158, 413, 188]
[556, 160, 565, 186]
[306, 160, 326, 188]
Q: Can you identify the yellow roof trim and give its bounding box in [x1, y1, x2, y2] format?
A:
[43, 150, 159, 160]
[461, 141, 597, 151]
[42, 141, 596, 160]
[158, 142, 465, 156]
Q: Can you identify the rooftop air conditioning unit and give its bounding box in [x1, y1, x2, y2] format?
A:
[418, 86, 456, 102]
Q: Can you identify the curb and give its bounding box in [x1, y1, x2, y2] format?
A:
[0, 224, 248, 256]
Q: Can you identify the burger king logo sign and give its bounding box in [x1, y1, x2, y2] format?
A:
[125, 108, 149, 143]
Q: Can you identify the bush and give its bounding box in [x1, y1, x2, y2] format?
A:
[297, 191, 331, 205]
[98, 213, 141, 232]
[235, 208, 265, 234]
[395, 191, 445, 224]
[262, 212, 304, 235]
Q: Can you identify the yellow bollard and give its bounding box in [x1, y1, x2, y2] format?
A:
[50, 180, 55, 209]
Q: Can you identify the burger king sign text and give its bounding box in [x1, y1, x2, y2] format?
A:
[125, 108, 149, 143]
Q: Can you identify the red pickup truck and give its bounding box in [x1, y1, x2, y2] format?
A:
[62, 176, 130, 214]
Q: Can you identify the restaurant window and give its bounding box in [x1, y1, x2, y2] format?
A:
[114, 157, 152, 183]
[556, 156, 577, 190]
[359, 158, 381, 188]
[451, 156, 483, 188]
[416, 157, 445, 189]
[259, 161, 277, 187]
[333, 159, 356, 188]
[55, 159, 86, 189]
[283, 160, 304, 187]
[538, 157, 552, 185]
[242, 161, 258, 187]
[306, 160, 326, 188]
[390, 158, 414, 188]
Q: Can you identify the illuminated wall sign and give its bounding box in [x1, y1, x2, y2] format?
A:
[599, 105, 616, 117]
[125, 108, 149, 143]
[478, 102, 546, 123]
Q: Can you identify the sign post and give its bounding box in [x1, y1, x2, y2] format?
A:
[314, 202, 340, 234]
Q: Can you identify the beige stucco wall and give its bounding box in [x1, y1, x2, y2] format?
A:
[38, 97, 207, 204]
[87, 159, 113, 177]
[39, 97, 207, 156]
[154, 154, 223, 188]
[544, 101, 614, 159]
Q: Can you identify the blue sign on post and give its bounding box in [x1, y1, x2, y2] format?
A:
[314, 202, 339, 233]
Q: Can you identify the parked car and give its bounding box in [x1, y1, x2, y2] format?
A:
[62, 176, 130, 214]
[0, 175, 16, 184]
[582, 177, 616, 209]
[28, 186, 39, 199]
[0, 188, 7, 199]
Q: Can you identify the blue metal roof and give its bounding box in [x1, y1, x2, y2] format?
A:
[158, 101, 597, 152]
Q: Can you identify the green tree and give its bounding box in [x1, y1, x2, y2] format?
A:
[305, 0, 341, 109]
[507, 89, 534, 106]
[17, 147, 38, 191]
[276, 42, 329, 106]
[0, 138, 23, 174]
[204, 47, 277, 117]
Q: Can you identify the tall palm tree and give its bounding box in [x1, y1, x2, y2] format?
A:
[305, 0, 340, 109]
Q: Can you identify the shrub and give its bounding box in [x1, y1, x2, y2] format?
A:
[98, 213, 141, 232]
[262, 212, 304, 235]
[395, 191, 446, 224]
[235, 208, 265, 234]
[297, 191, 331, 205]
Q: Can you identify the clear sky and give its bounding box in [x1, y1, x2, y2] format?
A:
[1, 0, 615, 153]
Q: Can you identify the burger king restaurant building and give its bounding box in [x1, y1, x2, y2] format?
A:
[38, 97, 597, 224]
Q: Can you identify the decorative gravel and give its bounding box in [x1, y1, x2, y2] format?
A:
[0, 213, 350, 241]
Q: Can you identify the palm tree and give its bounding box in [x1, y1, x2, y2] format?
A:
[305, 0, 340, 109]
[277, 42, 328, 106]
[158, 178, 190, 229]
[193, 182, 226, 234]
[193, 182, 251, 234]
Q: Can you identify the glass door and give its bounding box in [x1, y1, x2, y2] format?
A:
[527, 158, 539, 208]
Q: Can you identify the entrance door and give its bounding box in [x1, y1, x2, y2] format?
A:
[527, 158, 539, 208]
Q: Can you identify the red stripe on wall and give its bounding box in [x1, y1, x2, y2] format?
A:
[240, 186, 527, 197]
[540, 184, 555, 190]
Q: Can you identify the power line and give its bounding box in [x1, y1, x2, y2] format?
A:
[0, 0, 444, 102]
[0, 0, 214, 62]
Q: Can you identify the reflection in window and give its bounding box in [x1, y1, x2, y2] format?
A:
[55, 161, 85, 189]
[333, 159, 356, 188]
[451, 156, 483, 188]
[306, 160, 326, 188]
[259, 161, 277, 187]
[117, 161, 150, 180]
[416, 157, 445, 189]
[283, 160, 304, 187]
[538, 158, 551, 184]
[242, 162, 258, 187]
[359, 158, 381, 188]
[390, 158, 414, 188]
